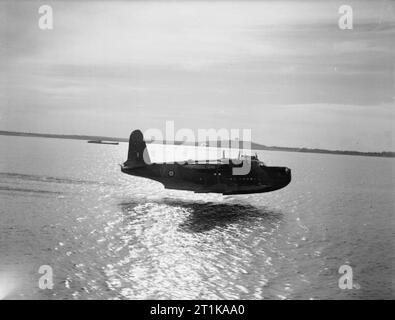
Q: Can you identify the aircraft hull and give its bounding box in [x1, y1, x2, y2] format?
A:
[121, 161, 291, 195]
[121, 129, 291, 195]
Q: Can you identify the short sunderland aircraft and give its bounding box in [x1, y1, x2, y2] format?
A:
[121, 130, 291, 195]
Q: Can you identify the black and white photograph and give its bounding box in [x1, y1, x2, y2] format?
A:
[0, 0, 394, 304]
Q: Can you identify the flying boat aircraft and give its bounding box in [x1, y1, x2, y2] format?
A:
[121, 130, 291, 195]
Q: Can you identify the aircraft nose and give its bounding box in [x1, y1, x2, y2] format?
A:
[268, 166, 291, 183]
[267, 166, 291, 190]
[278, 167, 291, 185]
[285, 167, 291, 182]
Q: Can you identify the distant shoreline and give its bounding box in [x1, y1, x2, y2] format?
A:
[0, 130, 394, 158]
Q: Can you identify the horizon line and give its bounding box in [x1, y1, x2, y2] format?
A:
[0, 130, 394, 158]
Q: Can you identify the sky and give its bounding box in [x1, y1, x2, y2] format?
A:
[0, 0, 394, 151]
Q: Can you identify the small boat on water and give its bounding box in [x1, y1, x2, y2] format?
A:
[87, 140, 119, 145]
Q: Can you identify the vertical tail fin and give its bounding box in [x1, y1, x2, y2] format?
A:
[124, 130, 151, 167]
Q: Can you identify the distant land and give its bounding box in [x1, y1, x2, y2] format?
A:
[0, 130, 394, 158]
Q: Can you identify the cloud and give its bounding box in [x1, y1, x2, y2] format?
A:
[0, 0, 394, 151]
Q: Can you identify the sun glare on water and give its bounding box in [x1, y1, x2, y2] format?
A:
[0, 272, 18, 300]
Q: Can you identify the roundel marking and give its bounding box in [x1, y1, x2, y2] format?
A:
[168, 170, 175, 177]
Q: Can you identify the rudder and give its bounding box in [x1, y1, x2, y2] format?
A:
[125, 130, 151, 167]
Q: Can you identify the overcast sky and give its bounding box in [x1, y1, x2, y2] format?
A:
[0, 0, 394, 151]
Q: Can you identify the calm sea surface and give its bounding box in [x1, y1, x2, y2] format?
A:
[0, 136, 394, 299]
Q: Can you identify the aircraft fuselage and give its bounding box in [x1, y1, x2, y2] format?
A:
[121, 130, 291, 195]
[121, 158, 291, 195]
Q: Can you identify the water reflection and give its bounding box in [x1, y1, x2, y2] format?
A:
[170, 199, 282, 233]
[119, 198, 283, 233]
[114, 198, 285, 299]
